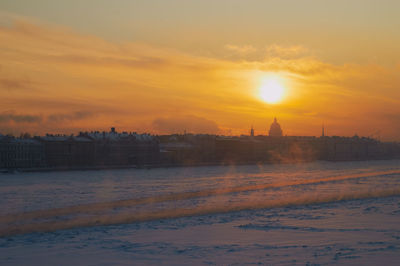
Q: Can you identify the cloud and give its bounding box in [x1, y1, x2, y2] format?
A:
[47, 111, 95, 123]
[152, 115, 220, 134]
[224, 44, 257, 55]
[45, 54, 168, 69]
[0, 17, 399, 140]
[0, 110, 94, 126]
[0, 77, 34, 91]
[0, 112, 42, 123]
[265, 44, 308, 59]
[224, 44, 309, 61]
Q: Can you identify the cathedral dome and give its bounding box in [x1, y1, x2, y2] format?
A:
[269, 117, 283, 137]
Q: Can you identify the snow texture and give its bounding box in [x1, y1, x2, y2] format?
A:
[0, 160, 400, 265]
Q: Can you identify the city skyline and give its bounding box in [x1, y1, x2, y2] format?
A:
[0, 121, 363, 140]
[0, 1, 399, 140]
[1, 3, 400, 264]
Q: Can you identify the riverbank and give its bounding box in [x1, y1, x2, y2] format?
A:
[2, 157, 400, 174]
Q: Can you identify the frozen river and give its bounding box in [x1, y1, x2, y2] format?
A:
[1, 160, 400, 265]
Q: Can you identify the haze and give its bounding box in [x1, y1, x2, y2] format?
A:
[0, 0, 399, 140]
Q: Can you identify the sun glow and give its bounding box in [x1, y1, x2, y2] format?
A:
[258, 76, 286, 104]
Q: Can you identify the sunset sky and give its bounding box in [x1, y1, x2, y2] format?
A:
[0, 0, 399, 140]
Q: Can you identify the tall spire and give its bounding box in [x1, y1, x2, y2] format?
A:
[322, 124, 325, 137]
[250, 125, 254, 137]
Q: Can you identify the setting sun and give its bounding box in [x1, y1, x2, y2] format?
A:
[258, 76, 286, 104]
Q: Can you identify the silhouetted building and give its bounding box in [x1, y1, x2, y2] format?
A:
[158, 134, 215, 165]
[317, 135, 395, 161]
[38, 135, 95, 167]
[269, 117, 283, 137]
[1, 123, 400, 171]
[0, 135, 45, 169]
[81, 128, 159, 166]
[215, 136, 270, 163]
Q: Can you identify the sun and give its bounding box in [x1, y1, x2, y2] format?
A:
[258, 76, 286, 104]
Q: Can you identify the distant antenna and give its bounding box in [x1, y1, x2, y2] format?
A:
[322, 124, 325, 137]
[250, 125, 254, 137]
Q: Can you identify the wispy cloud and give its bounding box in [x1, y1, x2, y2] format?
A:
[265, 44, 309, 59]
[224, 44, 257, 55]
[0, 77, 34, 91]
[0, 112, 42, 123]
[152, 115, 219, 134]
[0, 16, 399, 140]
[47, 111, 95, 123]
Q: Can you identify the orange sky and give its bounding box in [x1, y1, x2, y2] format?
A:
[0, 2, 399, 140]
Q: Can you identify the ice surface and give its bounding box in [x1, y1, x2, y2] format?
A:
[0, 160, 400, 265]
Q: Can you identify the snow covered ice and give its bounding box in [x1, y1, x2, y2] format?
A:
[1, 160, 400, 265]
